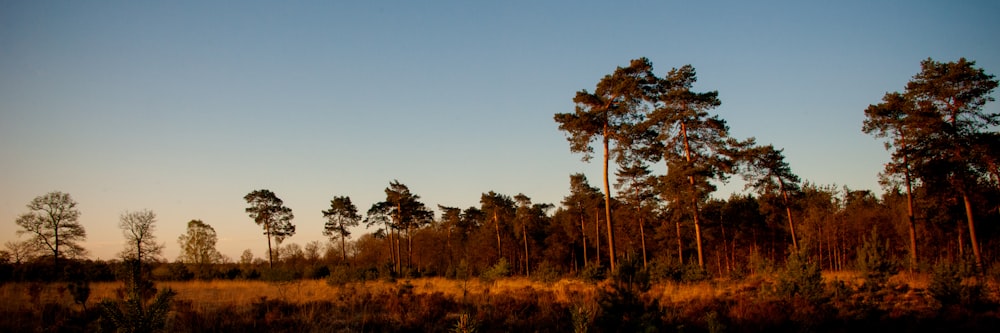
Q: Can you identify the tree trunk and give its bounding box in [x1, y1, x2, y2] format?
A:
[639, 216, 648, 269]
[53, 226, 60, 267]
[580, 213, 588, 266]
[266, 221, 273, 268]
[341, 234, 347, 262]
[681, 122, 705, 268]
[635, 187, 648, 268]
[676, 220, 684, 265]
[594, 209, 601, 266]
[523, 224, 530, 277]
[779, 178, 798, 251]
[602, 130, 617, 271]
[901, 135, 919, 272]
[962, 191, 983, 269]
[494, 210, 502, 263]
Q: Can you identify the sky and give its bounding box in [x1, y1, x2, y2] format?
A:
[2, 0, 998, 261]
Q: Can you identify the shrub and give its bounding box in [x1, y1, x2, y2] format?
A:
[775, 247, 823, 302]
[480, 258, 510, 284]
[532, 260, 561, 283]
[856, 229, 897, 290]
[261, 267, 298, 282]
[325, 266, 358, 287]
[578, 264, 605, 283]
[929, 260, 984, 306]
[610, 256, 650, 293]
[306, 265, 331, 279]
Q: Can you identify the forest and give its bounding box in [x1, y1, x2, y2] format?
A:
[2, 57, 999, 332]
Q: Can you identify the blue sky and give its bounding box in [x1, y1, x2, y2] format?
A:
[2, 1, 998, 260]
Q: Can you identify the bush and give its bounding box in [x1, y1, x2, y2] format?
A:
[326, 266, 359, 287]
[532, 261, 561, 283]
[929, 260, 984, 306]
[775, 248, 823, 302]
[856, 230, 897, 290]
[578, 263, 605, 283]
[261, 267, 298, 282]
[610, 257, 650, 293]
[306, 265, 331, 279]
[480, 258, 511, 284]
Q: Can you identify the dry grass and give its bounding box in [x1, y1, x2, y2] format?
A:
[0, 271, 976, 313]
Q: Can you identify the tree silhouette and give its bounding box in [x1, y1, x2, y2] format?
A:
[323, 196, 361, 263]
[177, 220, 223, 277]
[15, 191, 86, 268]
[244, 189, 295, 268]
[118, 209, 164, 264]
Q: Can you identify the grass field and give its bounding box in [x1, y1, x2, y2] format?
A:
[1, 271, 996, 332]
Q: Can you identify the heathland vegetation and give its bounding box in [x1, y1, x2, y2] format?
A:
[3, 57, 1000, 332]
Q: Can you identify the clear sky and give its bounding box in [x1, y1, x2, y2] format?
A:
[2, 1, 998, 261]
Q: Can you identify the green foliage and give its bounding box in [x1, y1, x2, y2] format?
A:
[480, 258, 510, 283]
[775, 248, 823, 302]
[856, 229, 898, 290]
[928, 260, 984, 306]
[99, 288, 175, 333]
[610, 256, 650, 293]
[578, 264, 605, 282]
[325, 266, 360, 287]
[532, 260, 561, 283]
[450, 312, 479, 333]
[570, 305, 592, 333]
[594, 279, 661, 332]
[100, 260, 175, 333]
[648, 259, 709, 283]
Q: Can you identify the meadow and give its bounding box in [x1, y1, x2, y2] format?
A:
[1, 270, 997, 332]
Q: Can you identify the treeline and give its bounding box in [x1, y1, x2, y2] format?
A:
[4, 57, 998, 283]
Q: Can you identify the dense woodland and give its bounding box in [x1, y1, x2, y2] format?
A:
[4, 57, 1000, 282]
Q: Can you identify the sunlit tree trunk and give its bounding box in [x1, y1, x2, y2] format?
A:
[494, 210, 502, 263]
[962, 191, 983, 268]
[681, 122, 705, 267]
[778, 178, 798, 251]
[601, 127, 617, 270]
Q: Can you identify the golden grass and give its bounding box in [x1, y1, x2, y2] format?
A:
[0, 271, 984, 313]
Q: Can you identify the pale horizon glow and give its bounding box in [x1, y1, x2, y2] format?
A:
[1, 1, 998, 261]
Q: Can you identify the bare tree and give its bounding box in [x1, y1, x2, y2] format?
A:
[118, 209, 164, 264]
[15, 191, 87, 267]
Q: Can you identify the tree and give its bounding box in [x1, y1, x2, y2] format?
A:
[863, 92, 920, 271]
[323, 196, 361, 262]
[118, 209, 164, 264]
[15, 191, 87, 267]
[480, 191, 516, 263]
[177, 220, 223, 275]
[2, 240, 39, 264]
[560, 173, 604, 267]
[890, 58, 997, 268]
[645, 64, 733, 268]
[740, 144, 802, 251]
[244, 189, 296, 268]
[376, 180, 432, 271]
[555, 58, 655, 270]
[615, 161, 656, 268]
[514, 194, 540, 276]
